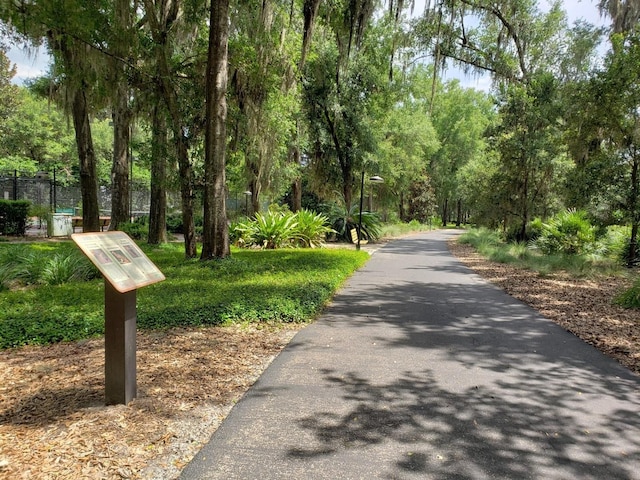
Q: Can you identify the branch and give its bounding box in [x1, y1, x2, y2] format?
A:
[458, 0, 529, 80]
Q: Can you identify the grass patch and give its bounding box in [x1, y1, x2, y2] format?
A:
[459, 227, 623, 278]
[380, 221, 435, 239]
[0, 241, 369, 349]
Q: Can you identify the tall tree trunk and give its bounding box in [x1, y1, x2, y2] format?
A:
[250, 178, 261, 215]
[456, 198, 462, 227]
[627, 152, 639, 267]
[441, 198, 448, 227]
[143, 0, 197, 258]
[289, 145, 302, 212]
[148, 104, 167, 245]
[399, 191, 405, 221]
[291, 177, 302, 212]
[109, 0, 132, 231]
[110, 96, 130, 230]
[176, 136, 197, 258]
[201, 0, 231, 260]
[71, 87, 100, 232]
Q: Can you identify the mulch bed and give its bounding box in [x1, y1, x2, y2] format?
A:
[0, 324, 301, 479]
[448, 239, 640, 375]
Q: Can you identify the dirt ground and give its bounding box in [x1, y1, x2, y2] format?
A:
[1, 237, 639, 479]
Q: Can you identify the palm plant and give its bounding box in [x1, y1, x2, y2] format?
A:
[293, 209, 335, 248]
[325, 201, 382, 242]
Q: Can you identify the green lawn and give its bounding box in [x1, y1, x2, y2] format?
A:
[0, 241, 369, 349]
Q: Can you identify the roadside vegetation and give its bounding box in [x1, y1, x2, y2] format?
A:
[0, 241, 369, 349]
[459, 216, 640, 309]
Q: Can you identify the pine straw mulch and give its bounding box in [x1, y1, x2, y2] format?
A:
[448, 239, 640, 375]
[0, 324, 302, 480]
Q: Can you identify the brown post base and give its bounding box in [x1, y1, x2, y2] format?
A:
[104, 280, 137, 405]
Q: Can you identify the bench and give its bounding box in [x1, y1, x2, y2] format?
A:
[350, 228, 367, 245]
[72, 217, 111, 233]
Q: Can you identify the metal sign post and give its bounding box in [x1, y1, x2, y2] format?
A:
[104, 280, 137, 405]
[72, 231, 165, 405]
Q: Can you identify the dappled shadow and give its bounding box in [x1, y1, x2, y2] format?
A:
[281, 231, 640, 478]
[181, 230, 640, 479]
[288, 367, 639, 479]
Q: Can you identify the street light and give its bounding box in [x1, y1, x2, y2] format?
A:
[357, 171, 384, 251]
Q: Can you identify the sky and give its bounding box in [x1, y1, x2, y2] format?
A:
[4, 0, 610, 87]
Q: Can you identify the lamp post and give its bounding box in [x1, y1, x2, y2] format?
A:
[357, 171, 384, 250]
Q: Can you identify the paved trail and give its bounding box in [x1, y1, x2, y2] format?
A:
[181, 230, 640, 480]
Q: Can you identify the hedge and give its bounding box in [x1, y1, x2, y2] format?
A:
[0, 200, 30, 236]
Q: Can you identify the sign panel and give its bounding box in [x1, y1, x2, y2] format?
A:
[72, 231, 165, 293]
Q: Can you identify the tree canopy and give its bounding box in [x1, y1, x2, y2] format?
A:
[1, 0, 639, 262]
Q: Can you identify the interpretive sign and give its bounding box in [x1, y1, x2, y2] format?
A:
[72, 231, 165, 292]
[72, 231, 165, 405]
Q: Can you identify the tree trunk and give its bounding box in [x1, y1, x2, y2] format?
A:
[290, 146, 302, 212]
[143, 0, 197, 258]
[71, 87, 100, 232]
[441, 198, 448, 227]
[176, 136, 197, 258]
[291, 176, 302, 212]
[399, 191, 405, 221]
[110, 96, 130, 230]
[456, 198, 462, 227]
[201, 0, 230, 260]
[250, 179, 261, 215]
[109, 0, 132, 231]
[627, 153, 639, 267]
[148, 104, 167, 245]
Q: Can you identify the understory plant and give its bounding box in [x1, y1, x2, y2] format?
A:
[530, 209, 597, 255]
[0, 243, 98, 289]
[231, 208, 334, 249]
[324, 201, 382, 242]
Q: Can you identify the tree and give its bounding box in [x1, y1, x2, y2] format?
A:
[201, 0, 230, 260]
[107, 0, 135, 231]
[0, 48, 19, 131]
[429, 80, 492, 226]
[1, 87, 77, 177]
[373, 66, 440, 220]
[599, 0, 640, 34]
[487, 73, 568, 240]
[566, 33, 640, 265]
[302, 3, 388, 209]
[227, 0, 300, 215]
[1, 0, 109, 231]
[140, 0, 207, 258]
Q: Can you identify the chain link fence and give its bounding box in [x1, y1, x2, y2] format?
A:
[1, 170, 255, 220]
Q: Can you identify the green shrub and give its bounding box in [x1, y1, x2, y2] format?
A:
[40, 252, 98, 285]
[0, 243, 97, 288]
[325, 201, 382, 242]
[250, 210, 299, 249]
[292, 209, 334, 248]
[0, 200, 30, 236]
[615, 276, 640, 309]
[166, 213, 203, 234]
[531, 210, 597, 255]
[230, 208, 333, 249]
[120, 219, 149, 240]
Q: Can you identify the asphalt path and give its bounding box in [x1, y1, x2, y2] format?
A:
[180, 230, 640, 479]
